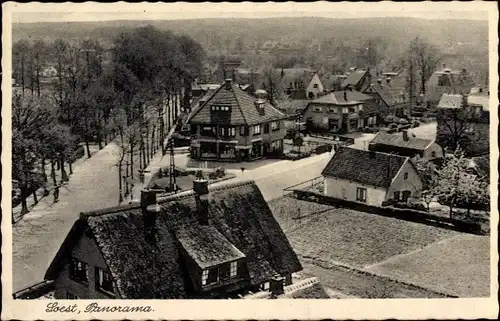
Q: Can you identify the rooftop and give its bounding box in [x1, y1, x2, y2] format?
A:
[177, 225, 246, 269]
[437, 93, 463, 109]
[369, 131, 433, 151]
[188, 81, 286, 126]
[322, 147, 409, 188]
[308, 90, 372, 106]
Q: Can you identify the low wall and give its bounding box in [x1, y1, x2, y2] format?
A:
[291, 190, 485, 235]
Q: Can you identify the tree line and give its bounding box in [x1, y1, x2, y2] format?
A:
[12, 25, 205, 217]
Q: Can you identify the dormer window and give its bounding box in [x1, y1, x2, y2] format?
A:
[177, 226, 247, 291]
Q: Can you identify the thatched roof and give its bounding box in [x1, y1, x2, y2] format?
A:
[45, 180, 302, 299]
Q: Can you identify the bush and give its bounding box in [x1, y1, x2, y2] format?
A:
[285, 127, 298, 140]
[208, 171, 218, 179]
[313, 144, 333, 154]
[215, 167, 226, 178]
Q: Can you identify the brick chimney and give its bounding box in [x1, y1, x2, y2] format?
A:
[269, 275, 285, 298]
[225, 78, 232, 90]
[141, 189, 162, 244]
[402, 130, 409, 141]
[193, 179, 209, 225]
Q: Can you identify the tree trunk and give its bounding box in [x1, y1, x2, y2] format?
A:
[118, 163, 123, 204]
[33, 189, 38, 205]
[142, 138, 147, 168]
[20, 186, 29, 215]
[69, 161, 73, 175]
[60, 157, 68, 182]
[51, 161, 57, 186]
[130, 141, 134, 180]
[41, 158, 47, 182]
[85, 135, 92, 158]
[56, 159, 60, 170]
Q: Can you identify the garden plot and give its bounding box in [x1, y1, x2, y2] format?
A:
[364, 234, 490, 297]
[269, 197, 460, 267]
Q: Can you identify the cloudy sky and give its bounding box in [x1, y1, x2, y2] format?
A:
[8, 2, 491, 23]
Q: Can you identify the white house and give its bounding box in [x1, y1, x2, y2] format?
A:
[305, 73, 324, 99]
[321, 147, 423, 206]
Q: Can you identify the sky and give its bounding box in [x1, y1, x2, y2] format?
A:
[8, 2, 491, 23]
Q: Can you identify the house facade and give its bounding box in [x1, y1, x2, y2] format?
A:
[436, 93, 489, 157]
[188, 79, 287, 162]
[43, 180, 303, 299]
[301, 90, 376, 134]
[281, 68, 323, 100]
[425, 64, 476, 106]
[368, 131, 444, 160]
[322, 147, 423, 206]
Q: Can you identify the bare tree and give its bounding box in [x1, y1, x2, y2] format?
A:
[408, 37, 441, 95]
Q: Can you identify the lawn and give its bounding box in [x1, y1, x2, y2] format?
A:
[364, 234, 491, 297]
[269, 197, 460, 268]
[299, 261, 449, 298]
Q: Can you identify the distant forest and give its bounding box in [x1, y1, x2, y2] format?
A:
[12, 17, 489, 84]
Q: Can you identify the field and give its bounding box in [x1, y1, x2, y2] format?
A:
[365, 234, 490, 297]
[268, 196, 491, 298]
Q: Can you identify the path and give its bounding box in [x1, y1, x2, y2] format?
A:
[12, 139, 159, 292]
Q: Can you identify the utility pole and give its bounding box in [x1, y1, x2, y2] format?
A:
[168, 138, 177, 193]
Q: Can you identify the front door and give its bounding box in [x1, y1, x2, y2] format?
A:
[402, 190, 411, 202]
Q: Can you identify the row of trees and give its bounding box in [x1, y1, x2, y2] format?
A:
[12, 25, 205, 213]
[12, 93, 77, 216]
[415, 150, 489, 218]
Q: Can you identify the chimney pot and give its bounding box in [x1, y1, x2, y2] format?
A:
[225, 78, 232, 90]
[270, 275, 285, 298]
[193, 179, 209, 196]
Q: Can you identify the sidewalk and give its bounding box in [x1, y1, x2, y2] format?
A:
[12, 145, 101, 223]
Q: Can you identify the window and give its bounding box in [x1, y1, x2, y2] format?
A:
[264, 123, 270, 134]
[253, 124, 261, 135]
[220, 127, 236, 137]
[394, 191, 400, 201]
[342, 108, 348, 114]
[313, 83, 318, 88]
[431, 151, 436, 158]
[240, 126, 246, 136]
[96, 268, 114, 294]
[313, 106, 323, 112]
[271, 121, 280, 131]
[356, 187, 367, 203]
[403, 172, 408, 180]
[328, 107, 338, 113]
[66, 291, 79, 300]
[271, 140, 282, 152]
[358, 104, 363, 111]
[202, 270, 209, 286]
[69, 258, 88, 284]
[349, 107, 356, 113]
[230, 262, 238, 277]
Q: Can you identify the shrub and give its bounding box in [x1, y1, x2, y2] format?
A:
[313, 144, 333, 154]
[208, 171, 218, 179]
[215, 167, 226, 178]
